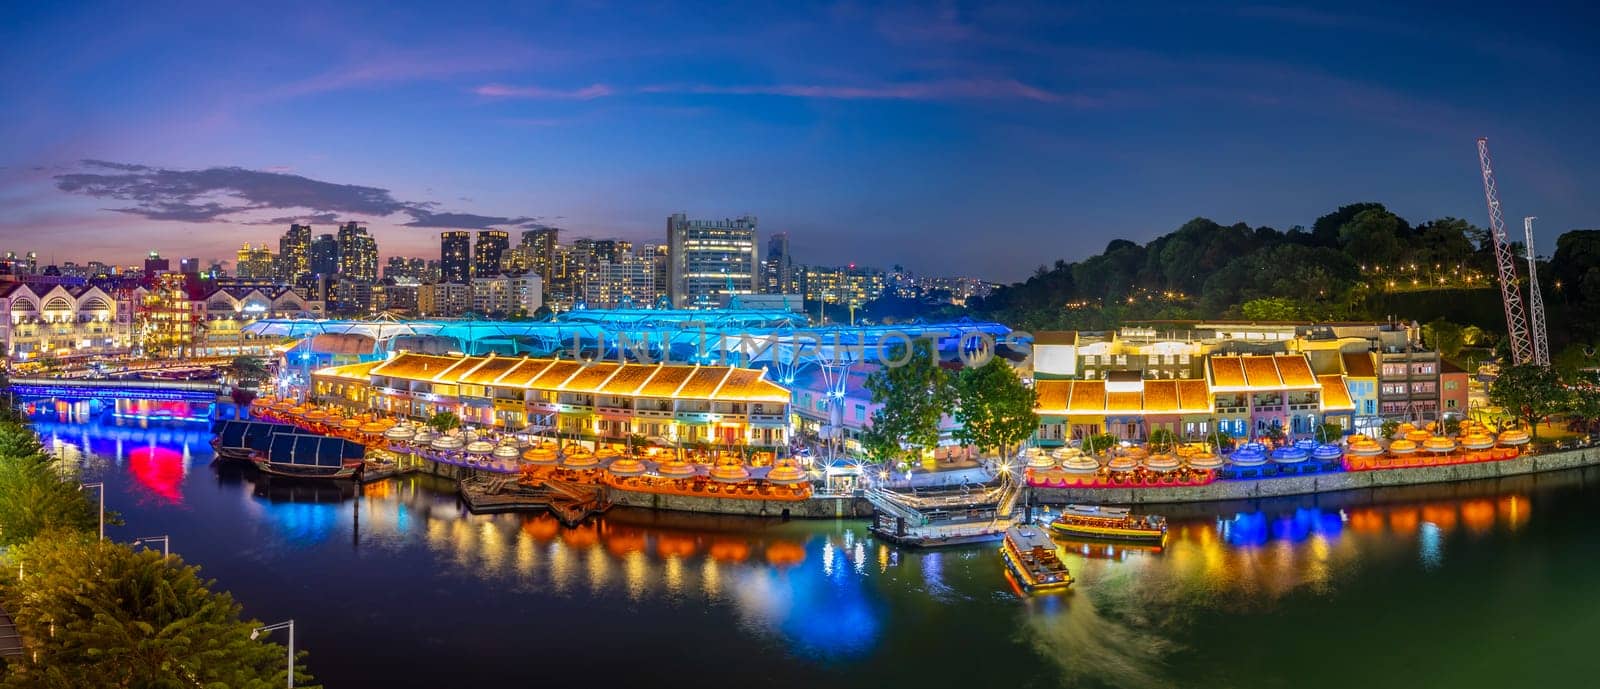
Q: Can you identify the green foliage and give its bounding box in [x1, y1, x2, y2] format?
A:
[1240, 297, 1303, 321]
[952, 357, 1038, 458]
[227, 355, 268, 384]
[1082, 433, 1119, 455]
[1489, 364, 1566, 441]
[1563, 370, 1600, 435]
[862, 342, 953, 462]
[426, 411, 460, 433]
[0, 423, 105, 547]
[1422, 319, 1466, 360]
[1380, 419, 1400, 439]
[1147, 428, 1178, 451]
[1442, 418, 1463, 436]
[1, 535, 317, 688]
[1202, 428, 1235, 451]
[1317, 423, 1345, 443]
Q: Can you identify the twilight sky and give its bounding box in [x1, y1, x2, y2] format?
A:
[2, 1, 1596, 281]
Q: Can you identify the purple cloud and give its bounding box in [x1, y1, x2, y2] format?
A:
[476, 78, 1074, 104]
[474, 83, 615, 99]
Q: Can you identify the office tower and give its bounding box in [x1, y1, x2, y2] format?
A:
[235, 243, 275, 279]
[761, 232, 793, 294]
[666, 213, 757, 309]
[178, 257, 201, 275]
[309, 234, 339, 278]
[584, 250, 657, 308]
[519, 227, 558, 283]
[651, 244, 669, 301]
[798, 264, 887, 307]
[440, 231, 471, 284]
[472, 230, 510, 279]
[336, 221, 378, 283]
[276, 223, 312, 285]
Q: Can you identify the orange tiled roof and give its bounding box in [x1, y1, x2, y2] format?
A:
[1035, 380, 1071, 412]
[1241, 356, 1282, 387]
[1210, 356, 1246, 388]
[495, 358, 557, 387]
[528, 361, 583, 388]
[1274, 355, 1317, 387]
[1176, 379, 1210, 410]
[1068, 380, 1105, 412]
[717, 369, 790, 404]
[370, 353, 462, 379]
[313, 360, 382, 381]
[1106, 391, 1143, 412]
[559, 362, 623, 391]
[1342, 352, 1376, 378]
[598, 364, 659, 396]
[458, 356, 522, 385]
[678, 367, 732, 398]
[1142, 380, 1179, 411]
[1318, 374, 1355, 411]
[637, 366, 696, 397]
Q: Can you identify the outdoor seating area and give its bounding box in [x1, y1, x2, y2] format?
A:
[1341, 420, 1529, 471]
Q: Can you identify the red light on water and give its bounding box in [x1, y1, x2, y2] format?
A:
[128, 445, 185, 505]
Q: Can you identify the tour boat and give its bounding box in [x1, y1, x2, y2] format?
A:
[1498, 429, 1531, 446]
[1000, 525, 1073, 592]
[211, 420, 297, 462]
[1461, 432, 1496, 450]
[252, 432, 366, 480]
[1048, 504, 1168, 543]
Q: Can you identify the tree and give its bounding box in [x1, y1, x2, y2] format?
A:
[1147, 428, 1178, 451]
[1337, 208, 1407, 267]
[1422, 319, 1466, 360]
[862, 342, 953, 463]
[1316, 422, 1345, 443]
[1565, 371, 1600, 435]
[952, 357, 1038, 459]
[1489, 364, 1566, 441]
[0, 423, 105, 547]
[426, 411, 460, 433]
[1082, 433, 1119, 455]
[1241, 297, 1303, 321]
[227, 355, 268, 384]
[1, 535, 316, 688]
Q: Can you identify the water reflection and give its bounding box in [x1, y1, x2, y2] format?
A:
[37, 409, 1600, 689]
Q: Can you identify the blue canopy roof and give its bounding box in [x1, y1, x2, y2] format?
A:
[214, 420, 299, 451]
[266, 433, 365, 467]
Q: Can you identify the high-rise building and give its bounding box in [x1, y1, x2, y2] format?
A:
[336, 221, 378, 283]
[179, 258, 201, 275]
[761, 232, 793, 294]
[471, 275, 543, 316]
[584, 250, 658, 308]
[440, 231, 471, 284]
[235, 243, 275, 279]
[143, 251, 170, 280]
[798, 264, 886, 308]
[650, 244, 669, 302]
[309, 234, 339, 278]
[275, 223, 312, 285]
[519, 227, 558, 283]
[383, 256, 429, 284]
[418, 282, 472, 317]
[473, 230, 510, 279]
[666, 213, 758, 309]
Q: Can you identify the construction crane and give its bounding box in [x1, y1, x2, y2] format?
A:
[1523, 216, 1551, 365]
[1476, 137, 1534, 365]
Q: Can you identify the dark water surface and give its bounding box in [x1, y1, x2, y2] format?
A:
[30, 411, 1600, 689]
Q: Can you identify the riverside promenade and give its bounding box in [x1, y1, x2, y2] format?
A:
[1030, 446, 1600, 505]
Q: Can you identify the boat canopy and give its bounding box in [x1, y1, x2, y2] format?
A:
[213, 420, 300, 451]
[266, 433, 366, 467]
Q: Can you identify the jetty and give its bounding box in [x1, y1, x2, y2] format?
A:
[458, 475, 610, 525]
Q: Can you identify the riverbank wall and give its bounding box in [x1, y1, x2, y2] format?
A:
[604, 488, 873, 519]
[1029, 446, 1600, 506]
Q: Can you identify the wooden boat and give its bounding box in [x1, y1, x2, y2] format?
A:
[1000, 524, 1073, 592]
[252, 432, 366, 480]
[1049, 504, 1167, 543]
[210, 420, 298, 462]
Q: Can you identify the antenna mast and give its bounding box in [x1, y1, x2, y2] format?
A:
[1477, 137, 1533, 365]
[1523, 216, 1551, 366]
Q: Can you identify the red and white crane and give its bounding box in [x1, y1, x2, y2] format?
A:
[1523, 216, 1551, 366]
[1476, 137, 1535, 365]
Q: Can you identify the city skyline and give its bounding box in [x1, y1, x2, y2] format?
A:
[3, 1, 1599, 281]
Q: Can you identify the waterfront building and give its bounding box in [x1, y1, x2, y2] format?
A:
[275, 223, 312, 285]
[440, 231, 471, 284]
[471, 274, 543, 316]
[309, 234, 339, 279]
[135, 273, 194, 357]
[761, 232, 795, 295]
[418, 282, 472, 317]
[1441, 361, 1470, 419]
[1339, 352, 1381, 434]
[473, 230, 510, 279]
[195, 286, 320, 356]
[666, 213, 757, 309]
[0, 283, 134, 362]
[311, 352, 792, 448]
[235, 243, 275, 279]
[337, 222, 379, 284]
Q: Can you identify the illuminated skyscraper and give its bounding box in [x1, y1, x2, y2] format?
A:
[337, 221, 378, 284]
[473, 230, 510, 278]
[309, 234, 339, 278]
[761, 232, 793, 294]
[666, 213, 757, 309]
[519, 227, 558, 283]
[441, 231, 471, 284]
[275, 223, 311, 285]
[235, 243, 275, 279]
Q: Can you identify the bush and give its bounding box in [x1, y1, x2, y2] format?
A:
[1381, 419, 1401, 439]
[1148, 428, 1178, 451]
[1082, 433, 1120, 455]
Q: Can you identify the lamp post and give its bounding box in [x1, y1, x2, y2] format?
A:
[132, 534, 169, 558]
[80, 482, 104, 540]
[250, 619, 296, 688]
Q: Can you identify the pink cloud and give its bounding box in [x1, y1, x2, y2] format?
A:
[473, 83, 616, 99]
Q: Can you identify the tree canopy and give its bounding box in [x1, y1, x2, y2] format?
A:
[1488, 364, 1566, 440]
[862, 342, 953, 463]
[952, 357, 1038, 458]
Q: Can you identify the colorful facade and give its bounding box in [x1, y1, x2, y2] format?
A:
[312, 353, 792, 451]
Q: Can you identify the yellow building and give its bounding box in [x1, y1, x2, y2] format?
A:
[312, 352, 792, 450]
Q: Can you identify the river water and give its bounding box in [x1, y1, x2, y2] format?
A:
[27, 409, 1600, 688]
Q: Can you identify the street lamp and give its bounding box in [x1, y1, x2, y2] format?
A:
[250, 619, 296, 688]
[132, 534, 169, 558]
[79, 482, 104, 540]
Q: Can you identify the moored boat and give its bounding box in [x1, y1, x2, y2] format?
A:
[1000, 524, 1073, 592]
[252, 432, 366, 479]
[211, 420, 298, 462]
[1048, 504, 1167, 543]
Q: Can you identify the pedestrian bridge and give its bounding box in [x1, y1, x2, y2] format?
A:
[7, 377, 224, 402]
